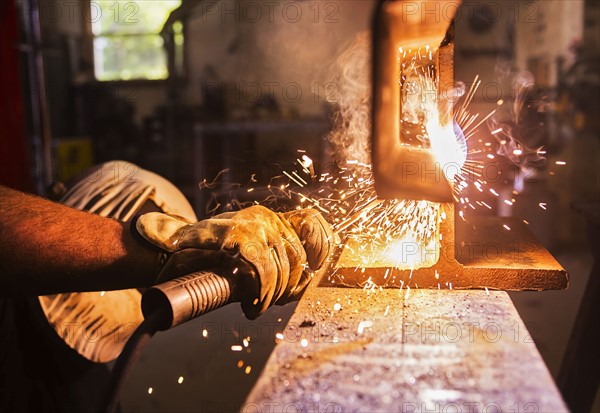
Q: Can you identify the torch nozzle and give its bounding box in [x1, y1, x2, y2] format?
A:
[141, 271, 238, 331]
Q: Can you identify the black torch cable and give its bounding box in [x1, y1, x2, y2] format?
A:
[102, 309, 165, 413]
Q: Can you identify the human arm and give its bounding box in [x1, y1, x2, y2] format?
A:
[0, 185, 161, 295]
[0, 185, 335, 318]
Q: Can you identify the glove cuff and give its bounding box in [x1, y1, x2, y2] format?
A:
[130, 215, 170, 270]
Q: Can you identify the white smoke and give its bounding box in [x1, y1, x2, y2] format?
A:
[324, 32, 372, 167]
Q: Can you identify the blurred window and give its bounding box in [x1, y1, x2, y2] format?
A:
[92, 1, 181, 81]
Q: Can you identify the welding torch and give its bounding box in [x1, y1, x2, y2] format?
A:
[105, 248, 327, 412]
[132, 198, 356, 334]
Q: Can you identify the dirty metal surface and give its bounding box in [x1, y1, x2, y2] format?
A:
[245, 282, 568, 412]
[333, 211, 568, 291]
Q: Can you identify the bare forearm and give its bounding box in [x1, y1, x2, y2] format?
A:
[0, 185, 160, 295]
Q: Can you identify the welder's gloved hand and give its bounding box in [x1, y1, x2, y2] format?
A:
[136, 206, 334, 319]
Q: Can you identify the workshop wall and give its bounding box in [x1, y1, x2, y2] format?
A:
[183, 0, 375, 117]
[39, 0, 86, 138]
[515, 1, 584, 88]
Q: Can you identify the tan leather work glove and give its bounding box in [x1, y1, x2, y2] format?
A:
[136, 206, 334, 319]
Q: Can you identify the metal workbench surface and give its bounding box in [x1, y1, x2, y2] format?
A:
[245, 280, 568, 412]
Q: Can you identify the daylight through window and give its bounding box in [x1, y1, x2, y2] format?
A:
[92, 1, 181, 81]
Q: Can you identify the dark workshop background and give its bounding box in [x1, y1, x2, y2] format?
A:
[1, 0, 599, 412]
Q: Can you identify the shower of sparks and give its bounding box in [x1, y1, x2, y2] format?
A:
[198, 45, 555, 294]
[285, 48, 469, 272]
[206, 81, 510, 282]
[312, 50, 537, 275]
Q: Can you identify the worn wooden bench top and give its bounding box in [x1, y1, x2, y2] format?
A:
[246, 278, 568, 412]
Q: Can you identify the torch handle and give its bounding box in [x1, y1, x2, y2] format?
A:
[141, 271, 237, 331]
